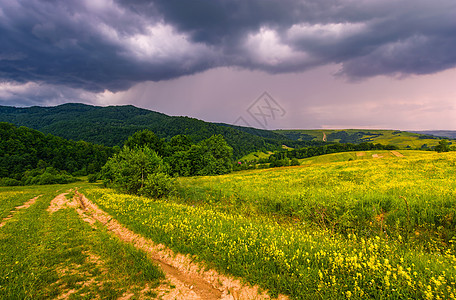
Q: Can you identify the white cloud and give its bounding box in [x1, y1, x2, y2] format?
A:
[83, 0, 115, 12]
[86, 5, 216, 67]
[287, 22, 367, 44]
[244, 27, 311, 67]
[0, 82, 37, 98]
[124, 24, 214, 64]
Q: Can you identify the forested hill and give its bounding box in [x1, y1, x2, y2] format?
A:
[0, 122, 114, 184]
[0, 103, 314, 158]
[411, 130, 456, 139]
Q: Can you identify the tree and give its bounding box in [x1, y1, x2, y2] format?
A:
[125, 129, 167, 156]
[435, 140, 450, 153]
[102, 146, 168, 195]
[167, 135, 233, 176]
[140, 172, 175, 198]
[290, 158, 300, 166]
[169, 135, 192, 153]
[198, 135, 233, 175]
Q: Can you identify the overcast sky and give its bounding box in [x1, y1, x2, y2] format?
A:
[1, 0, 456, 130]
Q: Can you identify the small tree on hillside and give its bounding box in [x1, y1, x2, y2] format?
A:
[290, 158, 300, 166]
[101, 146, 174, 197]
[167, 134, 233, 176]
[435, 140, 450, 153]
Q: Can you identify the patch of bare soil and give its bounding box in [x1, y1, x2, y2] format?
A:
[356, 152, 365, 157]
[372, 154, 383, 158]
[391, 151, 404, 157]
[47, 193, 73, 213]
[0, 195, 41, 228]
[74, 191, 289, 300]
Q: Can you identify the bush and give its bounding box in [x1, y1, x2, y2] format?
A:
[88, 173, 98, 183]
[101, 146, 174, 196]
[0, 177, 22, 186]
[22, 167, 79, 185]
[290, 158, 300, 166]
[140, 173, 175, 198]
[270, 159, 290, 167]
[101, 146, 166, 194]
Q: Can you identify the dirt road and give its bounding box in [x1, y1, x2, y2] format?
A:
[47, 190, 288, 300]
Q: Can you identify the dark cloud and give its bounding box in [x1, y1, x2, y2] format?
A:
[0, 0, 216, 92]
[0, 81, 97, 107]
[1, 0, 456, 94]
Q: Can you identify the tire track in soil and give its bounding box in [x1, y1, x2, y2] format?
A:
[47, 192, 163, 300]
[73, 191, 289, 300]
[0, 195, 41, 228]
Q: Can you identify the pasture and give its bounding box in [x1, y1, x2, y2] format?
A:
[1, 150, 456, 299]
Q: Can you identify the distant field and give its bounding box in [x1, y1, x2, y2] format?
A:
[239, 150, 273, 161]
[299, 149, 432, 165]
[274, 129, 455, 149]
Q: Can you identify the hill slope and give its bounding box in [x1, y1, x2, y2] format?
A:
[0, 103, 305, 158]
[1, 104, 449, 156]
[0, 122, 114, 181]
[411, 130, 456, 139]
[275, 129, 453, 149]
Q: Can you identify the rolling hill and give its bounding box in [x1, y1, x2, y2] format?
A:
[0, 103, 318, 158]
[1, 103, 451, 158]
[274, 129, 454, 149]
[411, 130, 456, 139]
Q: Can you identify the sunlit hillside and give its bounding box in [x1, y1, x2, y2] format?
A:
[275, 129, 455, 149]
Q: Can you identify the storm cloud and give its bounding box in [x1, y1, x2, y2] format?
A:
[1, 0, 456, 93]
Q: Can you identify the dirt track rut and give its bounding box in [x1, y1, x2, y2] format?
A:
[0, 195, 41, 228]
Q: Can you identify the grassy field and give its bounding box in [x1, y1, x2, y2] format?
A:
[2, 151, 456, 299]
[0, 184, 164, 299]
[79, 151, 456, 299]
[298, 150, 433, 165]
[88, 150, 456, 299]
[176, 151, 456, 239]
[82, 187, 456, 299]
[275, 129, 455, 149]
[239, 150, 274, 161]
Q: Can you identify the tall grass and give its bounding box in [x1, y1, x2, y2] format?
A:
[84, 187, 456, 299]
[176, 151, 456, 243]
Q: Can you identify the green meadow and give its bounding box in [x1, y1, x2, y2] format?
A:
[2, 150, 456, 299]
[275, 129, 454, 149]
[79, 151, 456, 299]
[0, 184, 164, 299]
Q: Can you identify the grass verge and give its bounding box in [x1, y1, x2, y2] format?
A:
[0, 184, 164, 299]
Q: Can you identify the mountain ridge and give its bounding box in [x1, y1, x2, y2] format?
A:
[2, 103, 451, 155]
[0, 103, 317, 158]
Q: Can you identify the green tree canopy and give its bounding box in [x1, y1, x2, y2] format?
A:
[124, 129, 167, 156]
[167, 134, 233, 176]
[435, 140, 450, 153]
[0, 122, 114, 185]
[102, 146, 166, 194]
